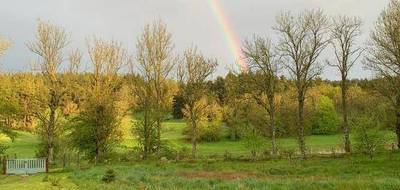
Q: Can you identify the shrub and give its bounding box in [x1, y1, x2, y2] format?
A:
[156, 142, 179, 160]
[352, 116, 385, 160]
[132, 117, 158, 159]
[241, 127, 266, 160]
[281, 148, 296, 162]
[223, 150, 233, 161]
[199, 123, 222, 142]
[48, 176, 61, 186]
[177, 146, 190, 160]
[172, 95, 185, 119]
[182, 102, 223, 142]
[311, 96, 340, 135]
[0, 144, 8, 155]
[102, 169, 116, 183]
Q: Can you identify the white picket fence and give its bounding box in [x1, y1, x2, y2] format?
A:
[5, 158, 47, 174]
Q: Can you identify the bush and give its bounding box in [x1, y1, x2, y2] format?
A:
[0, 144, 8, 155]
[177, 146, 190, 160]
[172, 95, 185, 119]
[132, 117, 158, 159]
[199, 124, 222, 142]
[48, 176, 61, 186]
[156, 142, 179, 160]
[281, 148, 296, 162]
[102, 169, 116, 183]
[241, 127, 266, 160]
[352, 116, 385, 159]
[182, 102, 223, 142]
[311, 96, 340, 135]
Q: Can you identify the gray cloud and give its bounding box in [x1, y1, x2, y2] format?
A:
[0, 0, 390, 79]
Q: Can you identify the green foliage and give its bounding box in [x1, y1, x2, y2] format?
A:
[200, 103, 223, 142]
[182, 101, 223, 142]
[198, 124, 222, 142]
[208, 76, 227, 106]
[69, 98, 123, 160]
[102, 169, 117, 183]
[241, 124, 267, 160]
[353, 116, 386, 159]
[172, 95, 185, 119]
[0, 88, 19, 141]
[0, 143, 8, 155]
[132, 113, 158, 159]
[311, 96, 340, 135]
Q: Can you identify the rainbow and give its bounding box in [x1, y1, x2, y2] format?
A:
[207, 0, 247, 72]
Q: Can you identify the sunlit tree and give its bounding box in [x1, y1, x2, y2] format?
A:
[243, 35, 280, 155]
[178, 47, 217, 158]
[365, 0, 400, 149]
[274, 10, 330, 158]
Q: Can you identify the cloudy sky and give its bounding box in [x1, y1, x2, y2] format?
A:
[0, 0, 390, 79]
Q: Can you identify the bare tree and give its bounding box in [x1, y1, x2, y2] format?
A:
[327, 16, 363, 153]
[27, 20, 69, 163]
[0, 38, 10, 58]
[274, 10, 330, 158]
[135, 20, 175, 152]
[365, 0, 400, 149]
[68, 49, 82, 74]
[243, 35, 280, 155]
[178, 47, 217, 158]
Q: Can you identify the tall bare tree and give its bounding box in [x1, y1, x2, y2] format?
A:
[365, 0, 400, 149]
[0, 38, 10, 58]
[27, 20, 69, 163]
[178, 47, 217, 158]
[135, 20, 175, 152]
[274, 10, 330, 158]
[243, 35, 280, 155]
[327, 16, 363, 153]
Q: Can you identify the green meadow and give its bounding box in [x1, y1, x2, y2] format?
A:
[1, 118, 399, 190]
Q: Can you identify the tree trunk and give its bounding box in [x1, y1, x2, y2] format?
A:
[230, 127, 236, 141]
[47, 106, 56, 164]
[298, 94, 306, 159]
[47, 145, 54, 164]
[396, 112, 400, 149]
[95, 138, 101, 162]
[191, 120, 197, 159]
[270, 108, 277, 155]
[341, 79, 351, 153]
[191, 138, 197, 159]
[156, 119, 162, 151]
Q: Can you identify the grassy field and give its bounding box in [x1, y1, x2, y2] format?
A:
[0, 118, 399, 189]
[0, 153, 399, 190]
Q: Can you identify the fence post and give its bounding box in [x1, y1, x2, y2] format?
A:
[45, 157, 49, 173]
[2, 156, 6, 175]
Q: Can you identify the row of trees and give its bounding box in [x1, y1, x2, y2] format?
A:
[239, 0, 400, 158]
[0, 0, 399, 162]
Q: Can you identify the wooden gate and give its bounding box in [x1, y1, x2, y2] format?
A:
[4, 158, 47, 174]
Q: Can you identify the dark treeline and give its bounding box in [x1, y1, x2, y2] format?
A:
[1, 0, 400, 163]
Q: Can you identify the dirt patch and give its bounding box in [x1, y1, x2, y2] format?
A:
[180, 171, 261, 181]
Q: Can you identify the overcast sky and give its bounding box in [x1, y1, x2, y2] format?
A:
[0, 0, 391, 79]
